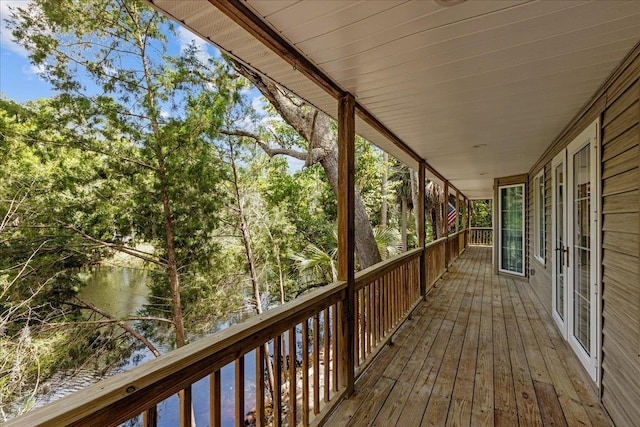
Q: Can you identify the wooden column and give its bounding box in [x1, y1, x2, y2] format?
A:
[455, 189, 460, 234]
[444, 181, 450, 268]
[337, 92, 355, 396]
[418, 162, 426, 297]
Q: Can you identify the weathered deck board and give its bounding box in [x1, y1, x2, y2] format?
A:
[325, 247, 612, 427]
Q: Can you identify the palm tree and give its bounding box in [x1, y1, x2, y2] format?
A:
[389, 163, 414, 251]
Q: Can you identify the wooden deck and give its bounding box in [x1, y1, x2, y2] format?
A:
[326, 246, 613, 427]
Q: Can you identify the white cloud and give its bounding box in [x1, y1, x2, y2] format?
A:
[21, 62, 43, 78]
[177, 26, 211, 64]
[0, 0, 33, 57]
[251, 96, 267, 117]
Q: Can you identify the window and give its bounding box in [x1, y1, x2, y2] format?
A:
[499, 183, 525, 276]
[534, 170, 546, 264]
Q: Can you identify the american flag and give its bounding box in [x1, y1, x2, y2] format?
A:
[448, 203, 457, 230]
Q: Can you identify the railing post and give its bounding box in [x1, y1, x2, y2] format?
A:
[455, 188, 460, 235]
[444, 181, 450, 269]
[418, 162, 426, 298]
[337, 92, 355, 396]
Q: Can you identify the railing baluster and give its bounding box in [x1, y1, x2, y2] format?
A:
[274, 335, 282, 427]
[180, 387, 192, 427]
[390, 270, 395, 328]
[210, 370, 221, 427]
[359, 289, 365, 365]
[377, 279, 381, 343]
[378, 275, 388, 342]
[236, 356, 245, 427]
[313, 314, 320, 415]
[143, 406, 157, 427]
[17, 251, 430, 427]
[386, 275, 390, 334]
[289, 327, 297, 427]
[302, 320, 309, 426]
[256, 345, 265, 427]
[323, 308, 330, 402]
[332, 303, 339, 392]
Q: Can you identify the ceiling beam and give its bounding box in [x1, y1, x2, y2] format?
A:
[207, 0, 343, 99]
[207, 0, 467, 199]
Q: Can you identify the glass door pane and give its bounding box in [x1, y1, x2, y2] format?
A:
[499, 184, 524, 275]
[554, 162, 565, 321]
[573, 145, 591, 353]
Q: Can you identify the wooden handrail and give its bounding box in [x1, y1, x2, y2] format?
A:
[469, 227, 493, 246]
[6, 281, 347, 427]
[354, 247, 422, 290]
[7, 244, 448, 427]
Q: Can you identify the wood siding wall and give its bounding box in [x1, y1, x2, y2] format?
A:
[528, 42, 640, 427]
[528, 163, 552, 314]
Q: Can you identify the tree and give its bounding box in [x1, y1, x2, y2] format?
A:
[223, 60, 383, 269]
[471, 200, 492, 227]
[9, 0, 240, 349]
[425, 180, 444, 241]
[389, 162, 415, 251]
[0, 99, 138, 418]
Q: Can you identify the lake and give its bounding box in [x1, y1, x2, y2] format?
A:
[36, 266, 260, 426]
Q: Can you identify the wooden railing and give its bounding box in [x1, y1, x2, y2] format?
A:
[425, 237, 447, 290]
[469, 227, 493, 246]
[8, 246, 443, 427]
[8, 280, 348, 427]
[353, 248, 422, 374]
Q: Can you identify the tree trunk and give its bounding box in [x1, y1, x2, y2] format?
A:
[158, 162, 187, 348]
[228, 142, 276, 402]
[411, 169, 419, 236]
[321, 147, 382, 268]
[230, 61, 382, 269]
[401, 195, 408, 252]
[381, 152, 388, 229]
[274, 242, 285, 305]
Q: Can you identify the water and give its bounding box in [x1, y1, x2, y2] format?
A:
[34, 267, 260, 426]
[79, 267, 150, 320]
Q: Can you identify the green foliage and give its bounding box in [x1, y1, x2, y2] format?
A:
[0, 0, 425, 418]
[471, 200, 492, 227]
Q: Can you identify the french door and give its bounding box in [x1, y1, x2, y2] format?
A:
[551, 119, 600, 384]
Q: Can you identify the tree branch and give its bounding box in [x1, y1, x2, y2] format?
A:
[220, 129, 308, 161]
[71, 298, 163, 358]
[61, 224, 167, 267]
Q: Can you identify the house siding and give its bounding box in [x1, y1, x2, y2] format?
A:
[528, 163, 552, 314]
[528, 42, 640, 427]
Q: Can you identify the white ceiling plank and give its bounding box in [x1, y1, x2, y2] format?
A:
[306, 0, 572, 65]
[247, 1, 300, 18]
[147, 0, 640, 198]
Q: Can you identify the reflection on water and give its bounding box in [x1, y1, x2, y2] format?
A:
[79, 267, 150, 319]
[34, 267, 259, 426]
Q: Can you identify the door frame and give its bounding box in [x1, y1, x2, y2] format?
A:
[551, 150, 568, 339]
[564, 118, 601, 385]
[497, 183, 526, 276]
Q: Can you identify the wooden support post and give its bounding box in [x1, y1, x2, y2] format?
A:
[455, 188, 460, 234]
[444, 181, 450, 269]
[337, 92, 356, 397]
[466, 197, 471, 247]
[418, 162, 426, 298]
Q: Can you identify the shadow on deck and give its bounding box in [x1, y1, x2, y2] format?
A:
[326, 246, 612, 427]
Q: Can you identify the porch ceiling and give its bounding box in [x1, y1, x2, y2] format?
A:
[150, 0, 640, 199]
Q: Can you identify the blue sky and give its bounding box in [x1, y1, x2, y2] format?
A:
[0, 1, 54, 102]
[0, 0, 305, 170]
[0, 0, 221, 103]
